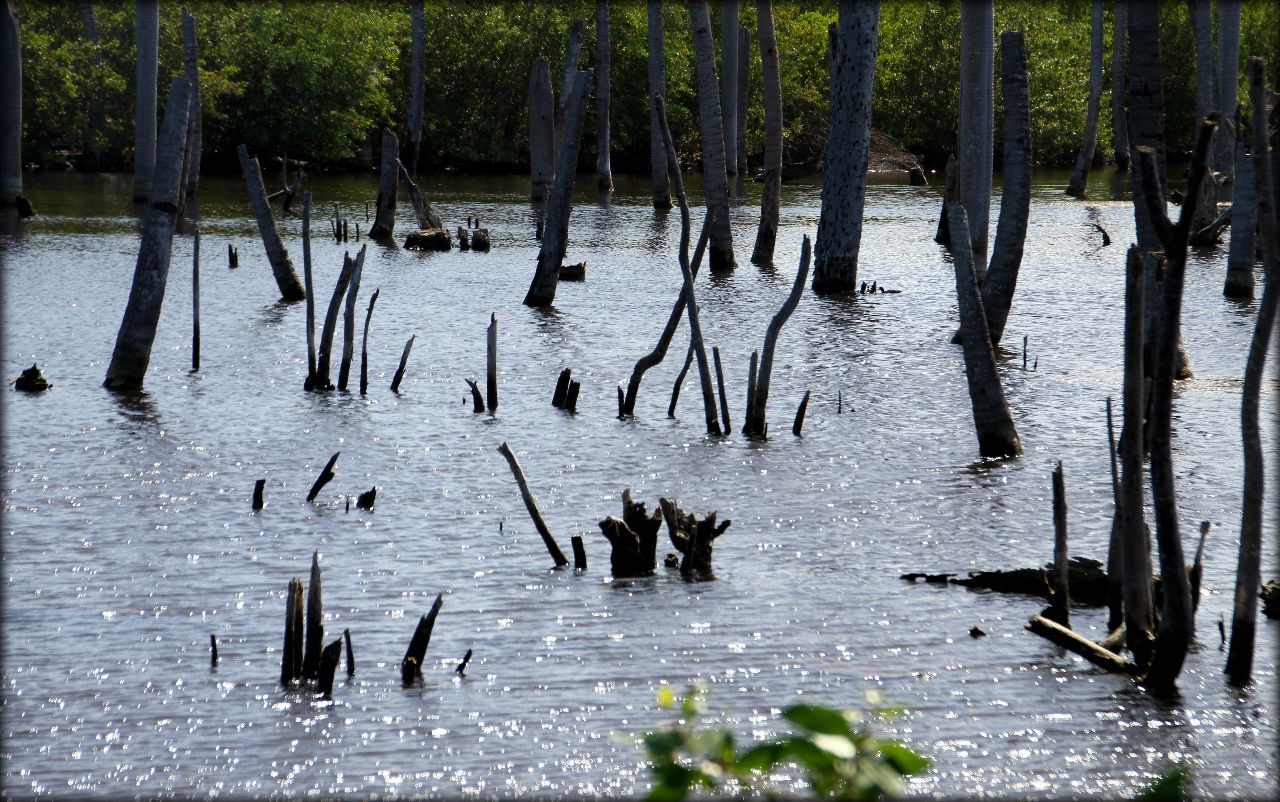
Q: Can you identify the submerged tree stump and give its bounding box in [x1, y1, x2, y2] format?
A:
[471, 228, 491, 252]
[597, 489, 663, 577]
[368, 129, 400, 241]
[404, 228, 452, 251]
[13, 363, 50, 392]
[401, 592, 443, 686]
[659, 497, 730, 579]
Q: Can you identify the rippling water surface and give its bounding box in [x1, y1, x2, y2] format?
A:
[2, 169, 1276, 799]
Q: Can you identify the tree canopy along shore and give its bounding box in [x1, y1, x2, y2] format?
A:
[16, 0, 1279, 176]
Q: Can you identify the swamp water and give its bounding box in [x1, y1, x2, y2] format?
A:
[1, 170, 1276, 799]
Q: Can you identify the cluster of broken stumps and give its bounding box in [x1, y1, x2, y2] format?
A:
[598, 489, 730, 580]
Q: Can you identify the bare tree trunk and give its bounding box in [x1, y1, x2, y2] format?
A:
[302, 191, 317, 386]
[1110, 0, 1129, 171]
[555, 18, 586, 154]
[338, 254, 364, 391]
[1119, 246, 1154, 666]
[406, 0, 424, 176]
[237, 145, 306, 301]
[1066, 0, 1104, 198]
[525, 70, 592, 307]
[981, 30, 1030, 347]
[316, 247, 364, 391]
[746, 237, 810, 437]
[1215, 0, 1241, 182]
[530, 57, 556, 201]
[79, 1, 105, 170]
[104, 78, 192, 390]
[1133, 118, 1217, 693]
[181, 9, 202, 196]
[1126, 1, 1166, 252]
[647, 0, 671, 209]
[1049, 462, 1071, 627]
[368, 129, 399, 240]
[947, 202, 1021, 458]
[132, 0, 159, 203]
[1226, 57, 1279, 686]
[1224, 113, 1255, 298]
[595, 0, 613, 192]
[736, 26, 750, 179]
[1187, 0, 1218, 233]
[751, 0, 783, 266]
[688, 0, 735, 272]
[812, 0, 879, 293]
[721, 0, 740, 177]
[958, 0, 994, 266]
[1, 0, 24, 205]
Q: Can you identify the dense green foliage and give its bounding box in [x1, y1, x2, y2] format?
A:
[641, 686, 929, 801]
[13, 0, 1280, 175]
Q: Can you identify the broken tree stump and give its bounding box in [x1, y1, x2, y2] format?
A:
[337, 249, 365, 391]
[400, 592, 443, 686]
[356, 487, 376, 510]
[659, 497, 730, 579]
[307, 452, 340, 503]
[13, 363, 49, 392]
[486, 314, 498, 412]
[465, 379, 484, 412]
[472, 229, 491, 252]
[368, 129, 400, 241]
[669, 345, 695, 418]
[360, 288, 379, 395]
[553, 368, 573, 408]
[457, 226, 471, 250]
[793, 389, 811, 436]
[496, 442, 570, 568]
[597, 489, 663, 578]
[571, 535, 587, 570]
[317, 637, 343, 698]
[315, 248, 362, 390]
[560, 260, 586, 281]
[456, 648, 473, 676]
[344, 628, 355, 676]
[302, 551, 323, 680]
[404, 228, 452, 251]
[252, 479, 265, 510]
[391, 335, 415, 393]
[281, 577, 304, 687]
[949, 556, 1112, 605]
[1048, 461, 1071, 626]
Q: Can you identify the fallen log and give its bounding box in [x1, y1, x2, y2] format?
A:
[236, 144, 306, 302]
[401, 592, 443, 686]
[949, 556, 1111, 605]
[659, 497, 730, 579]
[1026, 614, 1136, 674]
[396, 157, 441, 229]
[496, 442, 570, 568]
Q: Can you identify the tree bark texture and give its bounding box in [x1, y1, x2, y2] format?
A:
[958, 0, 994, 265]
[736, 26, 750, 179]
[595, 0, 613, 192]
[316, 247, 363, 391]
[721, 0, 740, 177]
[407, 0, 425, 175]
[1224, 125, 1255, 298]
[529, 57, 556, 201]
[812, 0, 879, 293]
[556, 18, 586, 154]
[689, 0, 735, 272]
[105, 78, 192, 390]
[981, 30, 1031, 347]
[368, 129, 399, 240]
[337, 253, 364, 391]
[79, 1, 106, 169]
[1050, 461, 1071, 626]
[237, 144, 306, 301]
[525, 69, 592, 307]
[1110, 0, 1129, 171]
[751, 0, 783, 266]
[1214, 0, 1241, 181]
[181, 9, 202, 196]
[1119, 246, 1155, 667]
[746, 236, 810, 437]
[1187, 0, 1218, 233]
[132, 0, 159, 203]
[647, 0, 671, 209]
[1226, 58, 1279, 685]
[1065, 0, 1104, 198]
[1, 0, 23, 202]
[1126, 1, 1166, 252]
[946, 202, 1021, 458]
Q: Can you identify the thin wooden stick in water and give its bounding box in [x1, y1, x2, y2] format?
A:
[307, 452, 340, 502]
[302, 192, 316, 385]
[391, 335, 415, 393]
[486, 314, 498, 412]
[793, 389, 811, 436]
[496, 442, 570, 567]
[360, 288, 379, 395]
[712, 346, 731, 432]
[344, 628, 355, 676]
[669, 345, 695, 418]
[191, 223, 200, 371]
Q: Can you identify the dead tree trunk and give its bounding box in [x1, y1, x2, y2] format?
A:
[180, 9, 202, 197]
[303, 192, 317, 386]
[1224, 114, 1256, 298]
[812, 0, 879, 293]
[486, 313, 498, 412]
[315, 247, 364, 391]
[556, 19, 586, 155]
[529, 57, 556, 202]
[656, 94, 721, 436]
[281, 577, 304, 686]
[1226, 58, 1279, 686]
[1110, 0, 1129, 171]
[406, 0, 425, 175]
[1048, 462, 1071, 626]
[1133, 118, 1217, 693]
[958, 0, 994, 266]
[934, 154, 959, 245]
[525, 69, 592, 307]
[1065, 0, 1104, 198]
[1214, 0, 1241, 182]
[104, 78, 192, 390]
[746, 236, 810, 437]
[391, 335, 414, 393]
[1187, 0, 1219, 235]
[132, 0, 158, 203]
[1126, 1, 1166, 252]
[595, 0, 613, 192]
[659, 498, 730, 578]
[337, 253, 364, 391]
[688, 0, 735, 271]
[947, 202, 1022, 458]
[736, 26, 750, 179]
[721, 0, 740, 178]
[360, 288, 379, 395]
[369, 129, 399, 241]
[191, 223, 200, 371]
[307, 452, 339, 502]
[497, 442, 571, 568]
[979, 30, 1031, 347]
[302, 551, 323, 680]
[397, 158, 442, 229]
[1119, 248, 1155, 665]
[751, 0, 783, 265]
[400, 593, 442, 685]
[647, 0, 671, 209]
[598, 489, 663, 577]
[237, 145, 306, 302]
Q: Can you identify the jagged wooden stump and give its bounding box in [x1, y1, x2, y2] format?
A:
[659, 497, 730, 579]
[597, 489, 662, 577]
[404, 228, 453, 251]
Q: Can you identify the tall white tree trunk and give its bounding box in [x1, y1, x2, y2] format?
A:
[647, 0, 671, 209]
[132, 0, 159, 203]
[958, 0, 994, 267]
[751, 0, 782, 265]
[1214, 0, 1241, 181]
[0, 0, 22, 204]
[688, 0, 735, 271]
[595, 0, 613, 191]
[1066, 0, 1104, 198]
[721, 0, 739, 177]
[812, 0, 878, 293]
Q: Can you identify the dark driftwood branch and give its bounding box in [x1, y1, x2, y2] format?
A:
[659, 497, 730, 578]
[307, 452, 340, 503]
[396, 158, 442, 229]
[746, 235, 811, 437]
[400, 592, 443, 685]
[497, 442, 570, 568]
[1027, 615, 1136, 675]
[391, 335, 415, 393]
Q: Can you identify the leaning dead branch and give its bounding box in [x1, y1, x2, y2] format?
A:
[496, 442, 570, 568]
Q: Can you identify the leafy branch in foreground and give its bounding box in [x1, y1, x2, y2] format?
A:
[641, 685, 928, 801]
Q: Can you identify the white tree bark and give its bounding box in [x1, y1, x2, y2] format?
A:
[132, 0, 159, 203]
[812, 0, 878, 293]
[958, 0, 994, 266]
[721, 0, 739, 177]
[688, 0, 735, 271]
[529, 58, 556, 201]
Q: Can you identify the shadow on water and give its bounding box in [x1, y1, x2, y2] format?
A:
[258, 299, 296, 327]
[107, 386, 159, 428]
